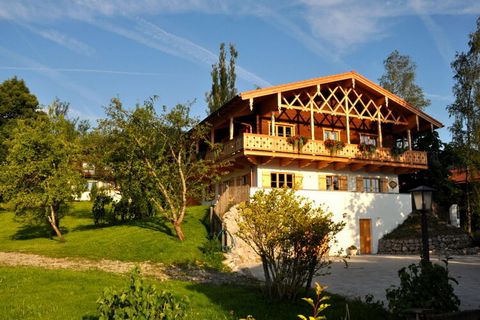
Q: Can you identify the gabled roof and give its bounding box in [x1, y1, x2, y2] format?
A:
[203, 71, 443, 129]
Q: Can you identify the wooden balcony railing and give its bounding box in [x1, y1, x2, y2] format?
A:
[211, 133, 427, 166]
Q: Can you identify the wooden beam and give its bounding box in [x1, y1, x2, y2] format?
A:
[416, 115, 420, 132]
[378, 112, 383, 148]
[407, 129, 412, 151]
[229, 117, 234, 140]
[271, 113, 275, 136]
[260, 156, 274, 165]
[350, 163, 366, 172]
[210, 128, 215, 144]
[334, 162, 349, 170]
[249, 98, 253, 111]
[256, 114, 260, 133]
[366, 165, 380, 173]
[346, 93, 350, 144]
[246, 155, 258, 165]
[317, 161, 331, 169]
[299, 159, 313, 168]
[280, 158, 295, 167]
[310, 99, 315, 140]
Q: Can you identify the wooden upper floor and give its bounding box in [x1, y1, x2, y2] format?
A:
[203, 72, 442, 174]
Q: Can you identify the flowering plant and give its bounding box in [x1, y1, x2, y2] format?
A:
[287, 135, 309, 150]
[324, 139, 345, 154]
[358, 143, 377, 157]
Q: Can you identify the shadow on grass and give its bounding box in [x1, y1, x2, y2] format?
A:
[131, 218, 175, 237]
[185, 282, 307, 320]
[185, 281, 390, 320]
[11, 224, 69, 240]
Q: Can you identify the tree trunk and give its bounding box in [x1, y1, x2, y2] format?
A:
[48, 205, 65, 242]
[173, 222, 185, 241]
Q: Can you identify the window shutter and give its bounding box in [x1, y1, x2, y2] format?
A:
[295, 173, 303, 189]
[262, 172, 271, 188]
[356, 177, 364, 192]
[381, 178, 389, 193]
[339, 176, 348, 191]
[318, 175, 327, 191]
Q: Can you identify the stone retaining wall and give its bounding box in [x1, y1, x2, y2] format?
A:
[378, 234, 475, 255]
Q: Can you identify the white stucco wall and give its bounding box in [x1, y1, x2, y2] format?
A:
[250, 165, 410, 253]
[256, 165, 400, 193]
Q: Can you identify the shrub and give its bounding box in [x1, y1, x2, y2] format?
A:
[237, 188, 344, 300]
[386, 261, 460, 316]
[97, 267, 188, 319]
[324, 139, 345, 154]
[92, 194, 112, 225]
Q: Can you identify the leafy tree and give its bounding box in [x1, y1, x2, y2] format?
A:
[379, 50, 430, 110]
[0, 77, 40, 162]
[206, 43, 238, 114]
[447, 17, 480, 233]
[237, 188, 344, 300]
[398, 131, 460, 214]
[0, 100, 84, 240]
[100, 97, 224, 240]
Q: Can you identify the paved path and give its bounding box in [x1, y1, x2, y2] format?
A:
[245, 254, 480, 311]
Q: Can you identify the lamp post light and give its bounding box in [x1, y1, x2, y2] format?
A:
[409, 186, 435, 263]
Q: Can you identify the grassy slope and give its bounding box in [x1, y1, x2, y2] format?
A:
[0, 266, 388, 320]
[382, 212, 467, 240]
[0, 202, 212, 265]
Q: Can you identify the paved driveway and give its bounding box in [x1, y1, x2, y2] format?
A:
[246, 255, 480, 310]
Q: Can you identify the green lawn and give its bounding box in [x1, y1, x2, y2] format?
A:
[0, 202, 215, 266]
[0, 266, 389, 320]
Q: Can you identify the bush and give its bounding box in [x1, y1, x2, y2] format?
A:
[97, 267, 188, 319]
[386, 261, 460, 316]
[237, 188, 344, 300]
[92, 194, 113, 225]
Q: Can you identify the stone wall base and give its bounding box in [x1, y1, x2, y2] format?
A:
[378, 234, 478, 255]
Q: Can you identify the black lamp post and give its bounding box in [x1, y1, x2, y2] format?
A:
[409, 186, 435, 263]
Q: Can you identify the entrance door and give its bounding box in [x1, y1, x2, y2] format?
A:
[359, 219, 372, 254]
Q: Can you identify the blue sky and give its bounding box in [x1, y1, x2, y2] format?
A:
[0, 1, 479, 142]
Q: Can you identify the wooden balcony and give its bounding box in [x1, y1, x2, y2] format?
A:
[210, 133, 427, 172]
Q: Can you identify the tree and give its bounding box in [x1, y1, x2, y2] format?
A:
[398, 131, 461, 217]
[0, 77, 40, 162]
[100, 97, 224, 240]
[379, 50, 430, 110]
[237, 188, 344, 300]
[447, 17, 480, 233]
[206, 43, 238, 114]
[0, 100, 84, 240]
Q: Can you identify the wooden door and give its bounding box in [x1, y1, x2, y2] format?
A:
[359, 219, 372, 254]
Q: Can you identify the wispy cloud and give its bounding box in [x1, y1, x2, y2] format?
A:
[297, 0, 480, 53]
[0, 46, 105, 117]
[0, 66, 176, 76]
[21, 24, 96, 56]
[89, 17, 272, 87]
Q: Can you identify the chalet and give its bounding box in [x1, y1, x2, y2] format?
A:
[205, 71, 442, 254]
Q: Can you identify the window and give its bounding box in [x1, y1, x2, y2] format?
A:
[395, 137, 409, 149]
[363, 177, 380, 193]
[271, 172, 294, 188]
[324, 129, 340, 141]
[360, 134, 377, 146]
[271, 122, 295, 137]
[326, 176, 339, 191]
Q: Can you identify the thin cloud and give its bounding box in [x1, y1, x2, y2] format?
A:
[409, 0, 455, 64]
[89, 18, 272, 87]
[0, 46, 104, 117]
[23, 25, 96, 56]
[0, 66, 176, 76]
